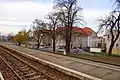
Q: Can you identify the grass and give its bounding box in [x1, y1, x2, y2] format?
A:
[50, 50, 120, 66]
[90, 52, 120, 57]
[66, 52, 120, 66]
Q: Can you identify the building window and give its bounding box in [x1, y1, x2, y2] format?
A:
[107, 35, 110, 41]
[116, 44, 119, 47]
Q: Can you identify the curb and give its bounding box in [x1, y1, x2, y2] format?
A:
[2, 45, 102, 80]
[0, 72, 4, 80]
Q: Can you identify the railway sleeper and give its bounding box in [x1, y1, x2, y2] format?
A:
[29, 75, 42, 80]
[25, 72, 36, 77]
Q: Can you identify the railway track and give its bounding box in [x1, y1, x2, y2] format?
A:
[0, 55, 21, 80]
[0, 47, 56, 80]
[0, 46, 79, 80]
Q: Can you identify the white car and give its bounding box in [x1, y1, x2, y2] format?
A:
[57, 45, 65, 52]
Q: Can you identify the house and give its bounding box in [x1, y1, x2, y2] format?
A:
[56, 26, 99, 48]
[34, 26, 103, 50]
[42, 35, 52, 46]
[88, 31, 98, 48]
[97, 36, 105, 48]
[0, 35, 8, 42]
[105, 30, 120, 54]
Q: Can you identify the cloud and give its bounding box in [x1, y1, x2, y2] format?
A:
[0, 25, 26, 36]
[0, 1, 53, 35]
[3, 1, 53, 21]
[80, 0, 114, 10]
[0, 0, 38, 2]
[78, 0, 114, 31]
[0, 24, 28, 27]
[83, 8, 111, 31]
[0, 0, 114, 35]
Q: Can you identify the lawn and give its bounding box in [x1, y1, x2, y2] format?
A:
[66, 52, 120, 66]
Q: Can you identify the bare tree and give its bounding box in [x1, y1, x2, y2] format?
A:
[116, 0, 120, 8]
[98, 11, 120, 56]
[32, 19, 46, 49]
[7, 33, 14, 42]
[45, 12, 60, 52]
[54, 0, 84, 53]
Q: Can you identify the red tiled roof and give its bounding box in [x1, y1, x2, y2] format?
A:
[83, 27, 93, 36]
[34, 26, 94, 36]
[97, 36, 104, 39]
[56, 26, 78, 31]
[56, 26, 94, 36]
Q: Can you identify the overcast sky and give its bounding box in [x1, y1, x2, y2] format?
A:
[0, 0, 114, 36]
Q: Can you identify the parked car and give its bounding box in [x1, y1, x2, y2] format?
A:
[56, 45, 65, 52]
[83, 46, 90, 52]
[39, 44, 44, 49]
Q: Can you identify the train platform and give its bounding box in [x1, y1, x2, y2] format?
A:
[0, 72, 4, 80]
[1, 43, 120, 80]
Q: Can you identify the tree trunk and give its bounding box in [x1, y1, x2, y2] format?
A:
[53, 37, 56, 52]
[37, 40, 40, 49]
[67, 39, 70, 53]
[66, 39, 69, 53]
[18, 42, 21, 46]
[37, 43, 40, 49]
[65, 26, 72, 54]
[108, 42, 115, 56]
[65, 35, 70, 54]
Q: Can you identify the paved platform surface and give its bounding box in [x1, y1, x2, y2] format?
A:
[1, 43, 120, 80]
[0, 72, 4, 80]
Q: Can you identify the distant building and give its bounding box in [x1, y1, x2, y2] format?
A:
[56, 27, 100, 48]
[31, 26, 105, 50]
[88, 32, 98, 48]
[96, 36, 105, 48]
[105, 30, 120, 54]
[42, 35, 52, 46]
[0, 36, 8, 42]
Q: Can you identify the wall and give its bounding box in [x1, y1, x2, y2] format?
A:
[105, 31, 120, 54]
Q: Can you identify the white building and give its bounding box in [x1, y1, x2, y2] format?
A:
[56, 27, 99, 48]
[105, 30, 120, 54]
